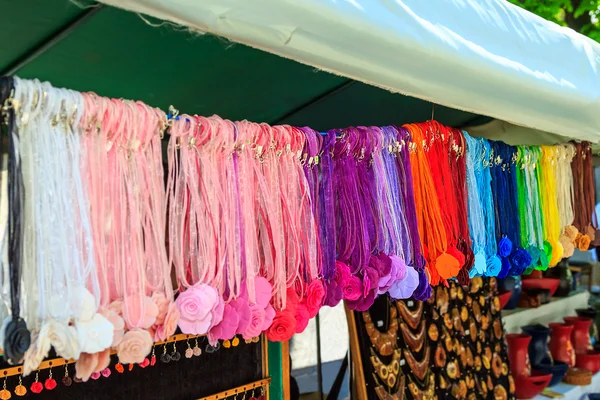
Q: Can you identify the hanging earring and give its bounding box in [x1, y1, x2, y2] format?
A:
[150, 347, 157, 366]
[44, 367, 57, 390]
[206, 337, 220, 353]
[185, 338, 193, 359]
[14, 375, 26, 397]
[30, 372, 43, 394]
[160, 343, 171, 363]
[139, 356, 150, 369]
[0, 376, 11, 399]
[193, 337, 202, 357]
[232, 336, 240, 347]
[62, 364, 72, 386]
[258, 386, 265, 400]
[249, 388, 258, 400]
[171, 341, 181, 362]
[115, 362, 125, 374]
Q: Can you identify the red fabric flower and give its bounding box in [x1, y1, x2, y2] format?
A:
[265, 310, 297, 342]
[295, 304, 311, 334]
[304, 280, 325, 318]
[285, 288, 300, 313]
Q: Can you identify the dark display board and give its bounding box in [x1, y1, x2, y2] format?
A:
[0, 337, 264, 400]
[349, 277, 515, 400]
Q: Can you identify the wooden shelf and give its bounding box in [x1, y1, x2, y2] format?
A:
[0, 333, 262, 379]
[501, 290, 590, 334]
[197, 378, 271, 400]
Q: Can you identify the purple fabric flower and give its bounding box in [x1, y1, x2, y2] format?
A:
[388, 264, 419, 299]
[412, 269, 432, 301]
[378, 255, 407, 295]
[323, 280, 343, 307]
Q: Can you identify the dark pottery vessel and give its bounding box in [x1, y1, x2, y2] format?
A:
[544, 260, 572, 297]
[535, 361, 569, 387]
[571, 270, 582, 292]
[522, 324, 552, 368]
[518, 288, 549, 308]
[499, 276, 521, 310]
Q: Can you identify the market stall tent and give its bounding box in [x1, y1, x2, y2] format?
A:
[0, 0, 487, 132]
[98, 0, 600, 143]
[2, 0, 600, 397]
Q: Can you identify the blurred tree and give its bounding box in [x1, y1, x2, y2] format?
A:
[508, 0, 600, 41]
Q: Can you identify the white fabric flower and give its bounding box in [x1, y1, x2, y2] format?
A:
[22, 332, 50, 376]
[75, 314, 113, 354]
[71, 288, 97, 321]
[46, 319, 80, 360]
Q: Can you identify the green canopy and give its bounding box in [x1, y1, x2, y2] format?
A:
[0, 0, 488, 130]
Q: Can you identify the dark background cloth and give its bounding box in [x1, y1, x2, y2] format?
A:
[0, 338, 263, 400]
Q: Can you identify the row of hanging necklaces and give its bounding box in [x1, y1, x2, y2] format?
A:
[0, 77, 595, 379]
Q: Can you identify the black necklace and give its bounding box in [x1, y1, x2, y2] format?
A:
[1, 76, 30, 365]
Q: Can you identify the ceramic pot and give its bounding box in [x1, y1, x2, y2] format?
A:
[522, 324, 552, 368]
[576, 307, 599, 344]
[535, 361, 569, 387]
[564, 316, 592, 351]
[575, 350, 600, 373]
[514, 373, 552, 399]
[506, 333, 532, 377]
[499, 276, 522, 310]
[544, 261, 572, 297]
[548, 323, 575, 366]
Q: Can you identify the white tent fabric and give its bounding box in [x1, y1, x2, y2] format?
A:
[101, 0, 600, 142]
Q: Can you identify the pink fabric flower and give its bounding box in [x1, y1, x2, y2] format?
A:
[208, 304, 239, 345]
[108, 300, 123, 316]
[342, 275, 363, 301]
[304, 280, 325, 318]
[154, 302, 180, 342]
[295, 304, 311, 334]
[254, 277, 273, 309]
[116, 328, 153, 365]
[231, 297, 252, 335]
[176, 284, 219, 335]
[346, 267, 380, 311]
[334, 261, 351, 286]
[243, 304, 266, 340]
[210, 295, 225, 328]
[124, 296, 158, 330]
[100, 308, 125, 347]
[262, 304, 276, 331]
[151, 292, 170, 326]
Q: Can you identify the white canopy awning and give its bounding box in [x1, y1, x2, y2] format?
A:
[101, 0, 600, 142]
